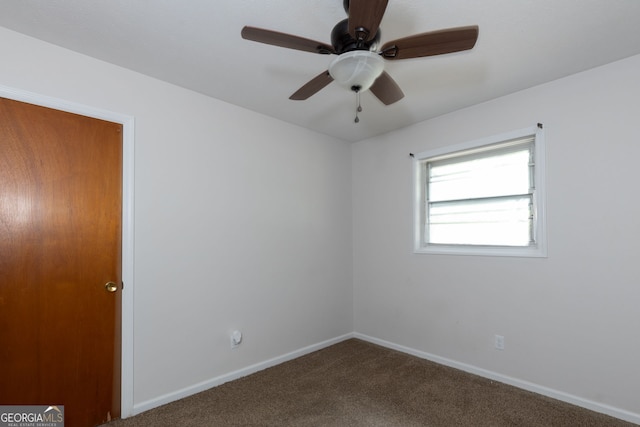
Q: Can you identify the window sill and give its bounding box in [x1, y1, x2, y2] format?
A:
[414, 244, 547, 258]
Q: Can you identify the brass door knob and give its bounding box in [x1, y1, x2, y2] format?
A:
[105, 281, 119, 293]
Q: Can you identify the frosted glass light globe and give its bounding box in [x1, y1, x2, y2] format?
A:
[329, 50, 384, 92]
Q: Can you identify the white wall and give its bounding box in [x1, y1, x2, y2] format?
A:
[0, 27, 353, 411]
[353, 53, 640, 420]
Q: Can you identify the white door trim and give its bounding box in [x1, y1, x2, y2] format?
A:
[0, 85, 135, 418]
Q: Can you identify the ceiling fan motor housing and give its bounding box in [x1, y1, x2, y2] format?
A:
[343, 0, 351, 14]
[331, 19, 380, 54]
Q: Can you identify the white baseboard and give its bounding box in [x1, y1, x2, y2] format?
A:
[132, 333, 355, 415]
[354, 333, 640, 425]
[132, 332, 640, 424]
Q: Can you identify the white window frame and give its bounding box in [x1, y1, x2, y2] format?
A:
[413, 125, 547, 257]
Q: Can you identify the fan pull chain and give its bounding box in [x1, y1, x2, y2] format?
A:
[354, 90, 362, 123]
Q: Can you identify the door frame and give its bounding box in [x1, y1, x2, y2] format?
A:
[0, 84, 135, 418]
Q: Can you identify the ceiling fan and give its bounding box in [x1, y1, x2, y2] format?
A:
[241, 0, 478, 120]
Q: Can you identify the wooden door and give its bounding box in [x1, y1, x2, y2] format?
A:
[0, 97, 122, 427]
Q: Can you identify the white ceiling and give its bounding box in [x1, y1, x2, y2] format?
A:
[1, 0, 640, 142]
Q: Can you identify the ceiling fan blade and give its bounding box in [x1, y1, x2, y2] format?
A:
[369, 71, 404, 105]
[380, 26, 479, 60]
[289, 71, 334, 100]
[241, 26, 335, 55]
[348, 0, 388, 42]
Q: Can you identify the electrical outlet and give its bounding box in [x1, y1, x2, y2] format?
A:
[495, 334, 505, 350]
[230, 330, 242, 349]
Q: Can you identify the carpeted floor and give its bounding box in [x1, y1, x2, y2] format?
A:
[104, 339, 637, 426]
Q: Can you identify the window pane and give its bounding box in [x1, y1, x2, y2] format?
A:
[429, 149, 530, 202]
[428, 196, 532, 246]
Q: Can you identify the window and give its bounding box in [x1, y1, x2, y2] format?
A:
[413, 126, 546, 257]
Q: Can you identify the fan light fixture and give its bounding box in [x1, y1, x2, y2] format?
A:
[328, 50, 384, 92]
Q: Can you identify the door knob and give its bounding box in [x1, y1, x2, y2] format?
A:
[105, 281, 119, 293]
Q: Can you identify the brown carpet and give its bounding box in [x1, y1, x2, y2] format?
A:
[104, 339, 636, 426]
